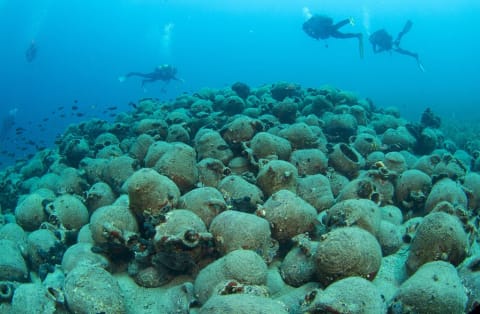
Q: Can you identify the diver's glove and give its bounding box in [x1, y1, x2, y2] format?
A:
[349, 17, 355, 26]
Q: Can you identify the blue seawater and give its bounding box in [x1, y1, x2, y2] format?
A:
[0, 0, 479, 166]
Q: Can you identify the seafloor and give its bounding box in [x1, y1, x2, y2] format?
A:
[0, 82, 479, 313]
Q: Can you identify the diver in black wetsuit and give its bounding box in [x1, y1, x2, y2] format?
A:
[25, 40, 37, 62]
[369, 20, 425, 71]
[0, 109, 17, 142]
[303, 14, 364, 58]
[119, 64, 181, 87]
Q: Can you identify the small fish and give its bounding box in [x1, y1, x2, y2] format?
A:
[76, 112, 84, 117]
[72, 105, 78, 110]
[107, 106, 117, 111]
[43, 118, 49, 121]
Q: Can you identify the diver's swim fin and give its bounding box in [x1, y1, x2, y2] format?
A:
[402, 20, 413, 35]
[118, 76, 126, 83]
[396, 20, 413, 44]
[417, 59, 425, 72]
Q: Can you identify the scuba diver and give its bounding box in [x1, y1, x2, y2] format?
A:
[25, 40, 37, 63]
[369, 20, 425, 72]
[119, 64, 182, 89]
[0, 108, 17, 142]
[303, 14, 364, 58]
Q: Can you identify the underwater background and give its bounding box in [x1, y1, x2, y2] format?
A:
[1, 1, 480, 313]
[0, 0, 479, 165]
